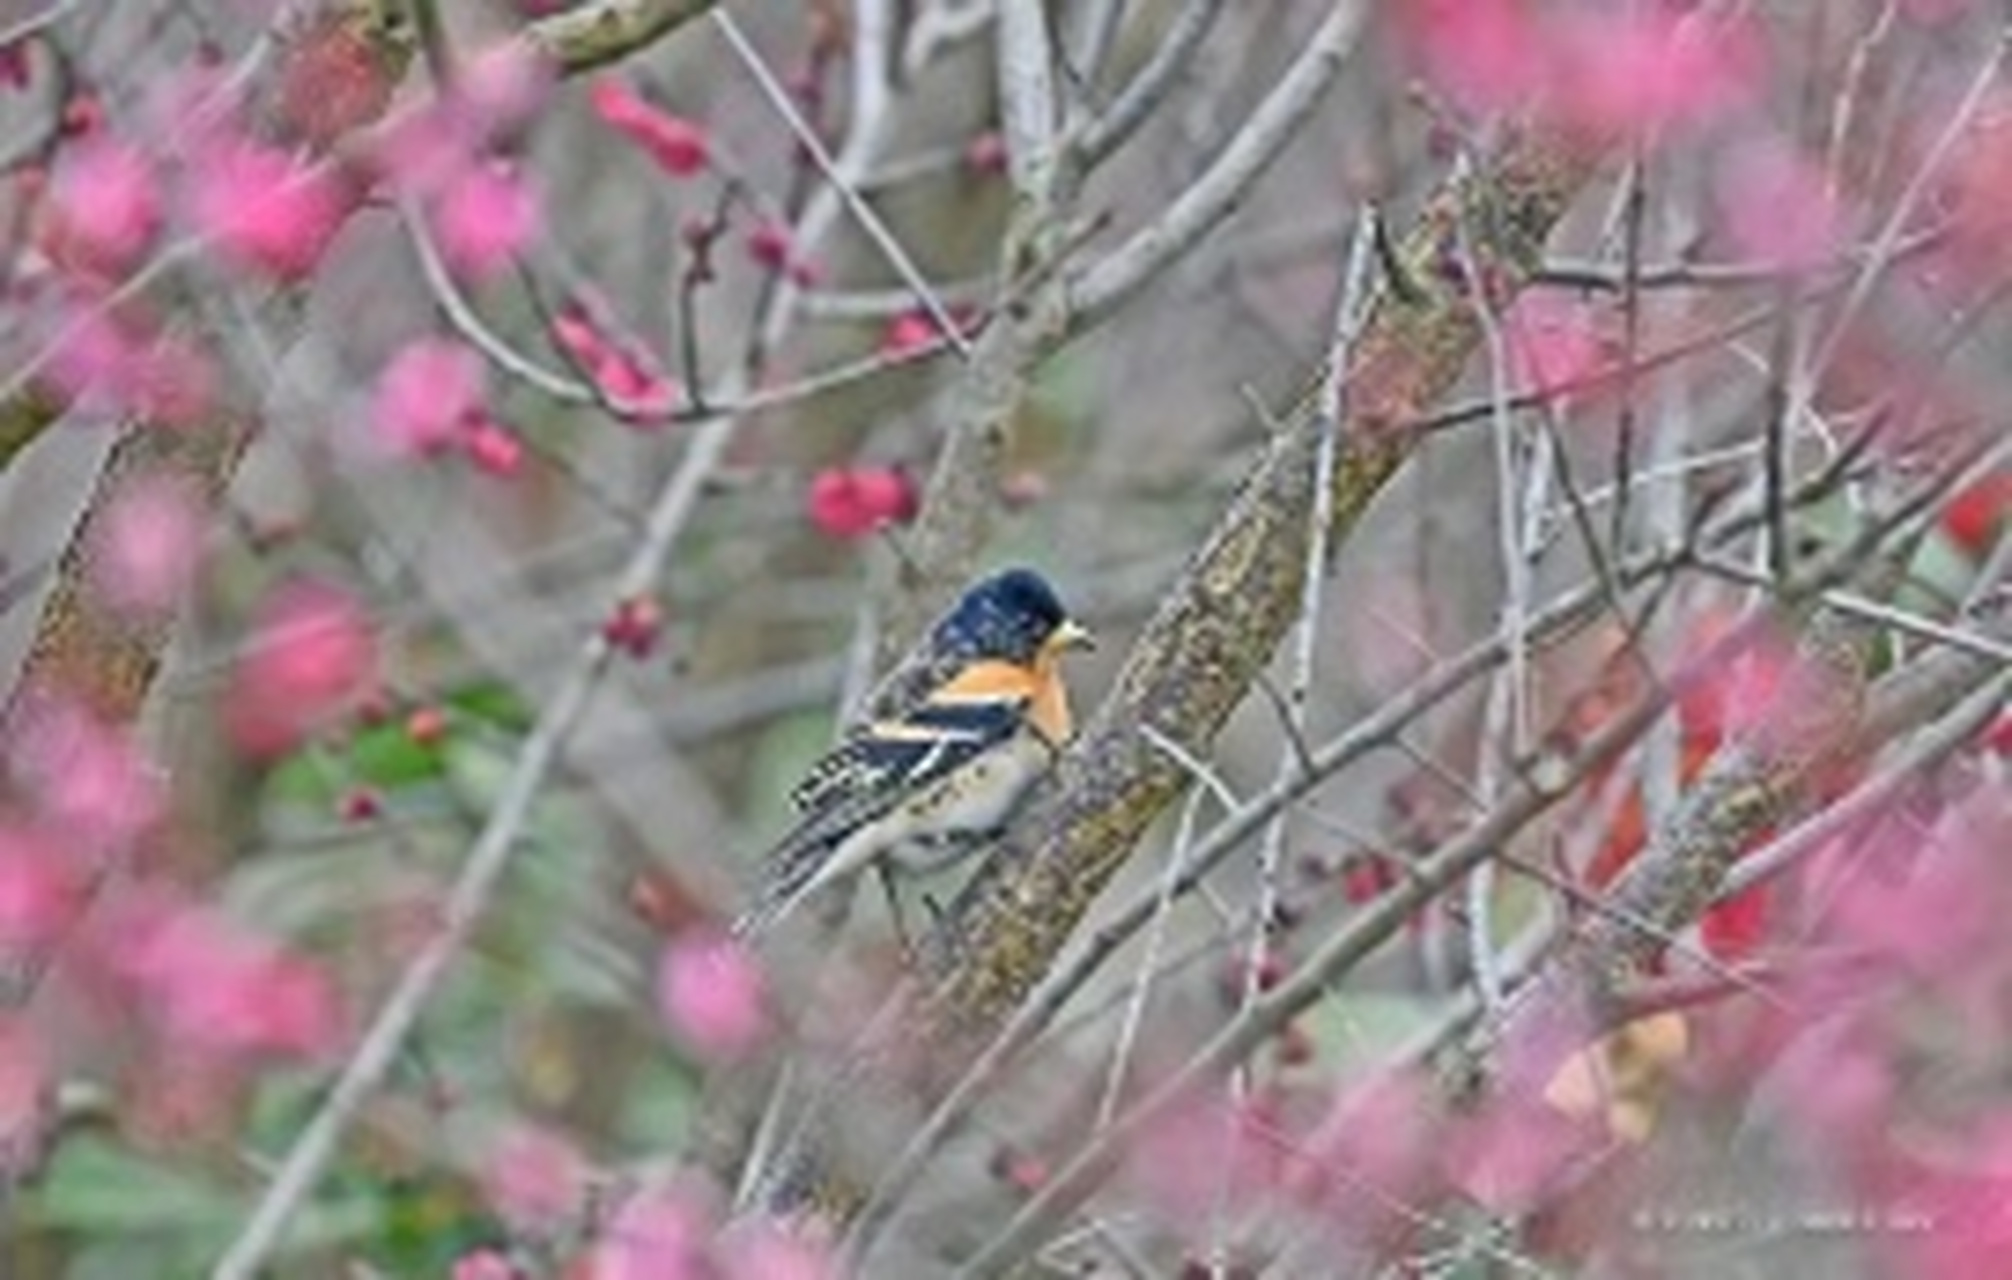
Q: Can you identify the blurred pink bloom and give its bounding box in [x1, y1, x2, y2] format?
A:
[1441, 1092, 1590, 1211]
[122, 330, 218, 427]
[1555, 11, 1759, 138]
[482, 1124, 586, 1228]
[551, 300, 608, 367]
[593, 349, 679, 424]
[43, 134, 161, 279]
[1124, 1091, 1280, 1218]
[590, 78, 710, 176]
[593, 1185, 712, 1280]
[89, 476, 205, 616]
[0, 825, 81, 949]
[12, 701, 162, 852]
[223, 578, 376, 759]
[454, 41, 552, 137]
[657, 932, 767, 1060]
[136, 908, 343, 1060]
[1503, 294, 1605, 397]
[962, 130, 1008, 176]
[880, 305, 975, 357]
[0, 1019, 47, 1154]
[806, 465, 918, 540]
[601, 595, 664, 660]
[1717, 142, 1845, 272]
[882, 309, 937, 356]
[450, 1250, 519, 1280]
[39, 305, 214, 425]
[1399, 0, 1545, 117]
[716, 1224, 837, 1280]
[462, 415, 526, 478]
[373, 337, 487, 456]
[1882, 1118, 2012, 1275]
[548, 298, 678, 423]
[0, 41, 29, 91]
[431, 159, 540, 281]
[1294, 1070, 1437, 1217]
[745, 221, 794, 274]
[187, 136, 352, 280]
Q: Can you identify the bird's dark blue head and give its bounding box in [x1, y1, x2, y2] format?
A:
[935, 568, 1081, 665]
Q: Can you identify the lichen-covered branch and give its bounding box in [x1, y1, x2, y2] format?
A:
[523, 0, 723, 74]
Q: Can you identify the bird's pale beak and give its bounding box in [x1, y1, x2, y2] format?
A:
[1053, 618, 1096, 652]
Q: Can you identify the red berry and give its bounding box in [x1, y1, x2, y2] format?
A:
[341, 788, 381, 823]
[963, 130, 1008, 176]
[601, 595, 664, 659]
[404, 705, 447, 747]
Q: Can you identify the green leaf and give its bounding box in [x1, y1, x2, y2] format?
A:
[348, 723, 447, 788]
[27, 1134, 380, 1263]
[1299, 989, 1446, 1077]
[446, 680, 534, 734]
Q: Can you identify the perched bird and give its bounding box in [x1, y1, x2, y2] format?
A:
[734, 568, 1094, 938]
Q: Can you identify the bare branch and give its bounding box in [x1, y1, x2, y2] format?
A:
[1067, 1, 1371, 333]
[1070, 0, 1226, 169]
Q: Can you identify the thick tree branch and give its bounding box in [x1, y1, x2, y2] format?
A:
[523, 0, 724, 73]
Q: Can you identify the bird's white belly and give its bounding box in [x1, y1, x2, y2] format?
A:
[887, 733, 1049, 869]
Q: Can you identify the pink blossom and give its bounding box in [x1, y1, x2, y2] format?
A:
[10, 701, 162, 852]
[1502, 294, 1605, 397]
[547, 299, 678, 423]
[43, 134, 161, 279]
[223, 578, 377, 759]
[880, 305, 974, 357]
[481, 1125, 586, 1229]
[431, 160, 540, 281]
[1123, 1091, 1280, 1218]
[590, 78, 710, 176]
[1554, 11, 1760, 139]
[136, 908, 343, 1060]
[89, 475, 205, 616]
[0, 1019, 47, 1152]
[593, 1185, 712, 1280]
[372, 337, 487, 456]
[746, 221, 794, 273]
[1398, 0, 1545, 118]
[1717, 142, 1844, 272]
[37, 305, 213, 425]
[122, 330, 218, 427]
[0, 41, 29, 91]
[551, 300, 608, 368]
[0, 825, 81, 949]
[450, 1250, 519, 1280]
[186, 136, 352, 280]
[883, 309, 938, 356]
[805, 465, 918, 540]
[592, 348, 679, 424]
[656, 932, 767, 1060]
[1441, 1092, 1591, 1211]
[716, 1224, 837, 1280]
[963, 130, 1008, 176]
[462, 416, 525, 478]
[453, 42, 552, 138]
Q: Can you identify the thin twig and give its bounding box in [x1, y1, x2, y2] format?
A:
[1070, 0, 1226, 169]
[712, 9, 972, 361]
[1066, 0, 1370, 332]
